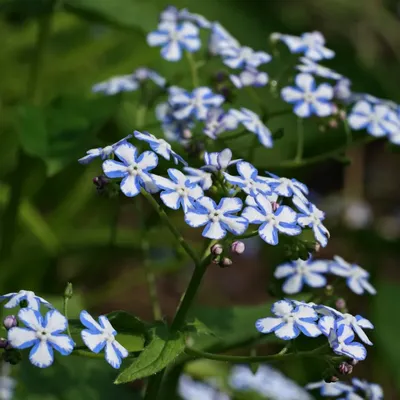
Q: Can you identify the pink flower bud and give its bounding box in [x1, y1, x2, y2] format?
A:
[231, 241, 245, 255]
[338, 362, 353, 375]
[328, 119, 338, 129]
[220, 257, 233, 267]
[271, 202, 279, 212]
[182, 129, 192, 140]
[211, 244, 223, 255]
[335, 298, 346, 311]
[3, 315, 17, 330]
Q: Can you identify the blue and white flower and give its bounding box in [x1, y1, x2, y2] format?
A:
[208, 22, 240, 56]
[293, 197, 330, 247]
[8, 308, 74, 368]
[170, 87, 225, 121]
[256, 299, 321, 340]
[178, 375, 229, 400]
[274, 257, 330, 294]
[243, 194, 301, 245]
[334, 78, 352, 102]
[296, 57, 342, 80]
[229, 108, 273, 147]
[329, 256, 376, 295]
[132, 67, 166, 87]
[386, 108, 400, 145]
[348, 100, 397, 137]
[327, 323, 367, 361]
[160, 6, 211, 29]
[0, 290, 52, 311]
[352, 378, 383, 400]
[220, 45, 271, 69]
[230, 67, 268, 89]
[185, 197, 248, 239]
[102, 142, 158, 197]
[272, 31, 335, 61]
[80, 310, 128, 369]
[203, 108, 238, 139]
[281, 73, 334, 118]
[152, 169, 203, 212]
[147, 21, 201, 62]
[92, 75, 138, 95]
[305, 380, 353, 397]
[264, 172, 309, 203]
[78, 135, 132, 165]
[224, 161, 271, 195]
[183, 167, 213, 190]
[133, 130, 186, 165]
[202, 149, 241, 172]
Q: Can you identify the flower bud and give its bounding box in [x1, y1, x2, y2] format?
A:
[64, 282, 73, 300]
[231, 241, 245, 255]
[211, 244, 223, 256]
[3, 316, 17, 330]
[325, 284, 334, 296]
[93, 175, 109, 189]
[338, 362, 353, 375]
[271, 202, 279, 212]
[324, 375, 339, 383]
[339, 110, 347, 120]
[182, 129, 192, 140]
[0, 339, 8, 349]
[328, 119, 338, 129]
[335, 298, 346, 311]
[314, 242, 321, 252]
[220, 257, 233, 268]
[270, 32, 281, 43]
[215, 71, 228, 82]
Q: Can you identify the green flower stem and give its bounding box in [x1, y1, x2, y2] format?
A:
[71, 349, 135, 360]
[344, 118, 352, 147]
[140, 189, 200, 267]
[185, 52, 199, 88]
[294, 117, 304, 164]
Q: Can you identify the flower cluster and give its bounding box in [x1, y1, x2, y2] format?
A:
[306, 378, 383, 400]
[256, 299, 373, 361]
[0, 290, 128, 369]
[274, 255, 376, 295]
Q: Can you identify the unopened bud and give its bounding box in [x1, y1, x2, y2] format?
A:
[64, 282, 73, 300]
[182, 129, 192, 140]
[0, 339, 8, 349]
[314, 242, 321, 252]
[335, 298, 346, 311]
[270, 32, 281, 43]
[339, 110, 347, 120]
[331, 104, 339, 115]
[338, 362, 353, 375]
[220, 257, 233, 268]
[271, 202, 279, 212]
[319, 125, 326, 133]
[328, 119, 338, 129]
[3, 316, 17, 330]
[325, 284, 334, 296]
[93, 175, 109, 189]
[231, 241, 245, 255]
[324, 375, 339, 383]
[215, 71, 228, 82]
[211, 244, 223, 256]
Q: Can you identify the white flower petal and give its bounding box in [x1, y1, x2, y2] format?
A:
[242, 206, 265, 224]
[112, 340, 129, 359]
[161, 40, 182, 62]
[43, 310, 67, 333]
[255, 317, 283, 333]
[147, 31, 169, 47]
[8, 327, 37, 349]
[221, 215, 248, 235]
[80, 310, 103, 332]
[314, 83, 333, 99]
[275, 322, 299, 340]
[105, 341, 122, 368]
[219, 197, 242, 213]
[81, 330, 106, 353]
[272, 300, 293, 317]
[295, 305, 317, 319]
[318, 316, 336, 336]
[282, 274, 303, 294]
[102, 160, 127, 179]
[304, 272, 327, 287]
[313, 100, 333, 117]
[29, 341, 54, 368]
[185, 211, 209, 228]
[341, 342, 367, 361]
[294, 101, 312, 118]
[18, 308, 42, 331]
[138, 151, 158, 170]
[281, 87, 304, 103]
[161, 191, 181, 210]
[196, 196, 217, 212]
[48, 334, 74, 355]
[120, 175, 140, 197]
[274, 264, 295, 278]
[295, 73, 315, 92]
[259, 222, 279, 245]
[114, 142, 137, 165]
[237, 161, 257, 179]
[297, 320, 322, 337]
[202, 221, 226, 239]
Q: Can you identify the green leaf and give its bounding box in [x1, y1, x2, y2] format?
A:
[183, 318, 217, 337]
[115, 324, 185, 384]
[63, 0, 158, 32]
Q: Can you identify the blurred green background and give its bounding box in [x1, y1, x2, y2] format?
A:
[1, 0, 400, 398]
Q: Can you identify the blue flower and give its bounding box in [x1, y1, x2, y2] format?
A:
[208, 22, 240, 56]
[352, 378, 383, 400]
[0, 290, 53, 311]
[102, 142, 158, 197]
[329, 256, 376, 295]
[183, 167, 213, 190]
[80, 311, 128, 369]
[185, 197, 248, 239]
[305, 380, 353, 397]
[274, 257, 330, 294]
[243, 194, 301, 245]
[293, 197, 330, 247]
[8, 308, 74, 368]
[230, 67, 268, 89]
[203, 108, 238, 139]
[296, 57, 342, 80]
[220, 45, 271, 69]
[347, 100, 396, 137]
[133, 130, 187, 166]
[132, 67, 166, 87]
[78, 135, 132, 165]
[152, 169, 203, 212]
[327, 322, 367, 361]
[229, 108, 273, 147]
[224, 161, 271, 195]
[202, 148, 241, 173]
[147, 21, 201, 62]
[256, 299, 321, 340]
[160, 6, 211, 29]
[272, 31, 334, 61]
[281, 73, 334, 118]
[264, 172, 309, 203]
[92, 75, 138, 95]
[170, 87, 225, 121]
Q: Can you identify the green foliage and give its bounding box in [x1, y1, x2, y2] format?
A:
[115, 324, 186, 383]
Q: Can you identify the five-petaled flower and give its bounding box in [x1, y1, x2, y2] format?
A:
[256, 299, 321, 340]
[202, 149, 241, 173]
[220, 45, 271, 69]
[229, 108, 273, 147]
[243, 194, 301, 245]
[274, 257, 330, 294]
[224, 161, 271, 196]
[0, 290, 52, 311]
[329, 256, 376, 295]
[203, 108, 238, 139]
[102, 142, 158, 197]
[170, 87, 225, 121]
[78, 135, 132, 165]
[147, 21, 201, 62]
[134, 130, 187, 165]
[185, 197, 248, 239]
[281, 73, 334, 118]
[293, 197, 330, 247]
[152, 169, 203, 212]
[80, 311, 128, 369]
[8, 308, 74, 368]
[264, 172, 309, 203]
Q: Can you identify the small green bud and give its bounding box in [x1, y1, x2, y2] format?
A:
[64, 282, 73, 300]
